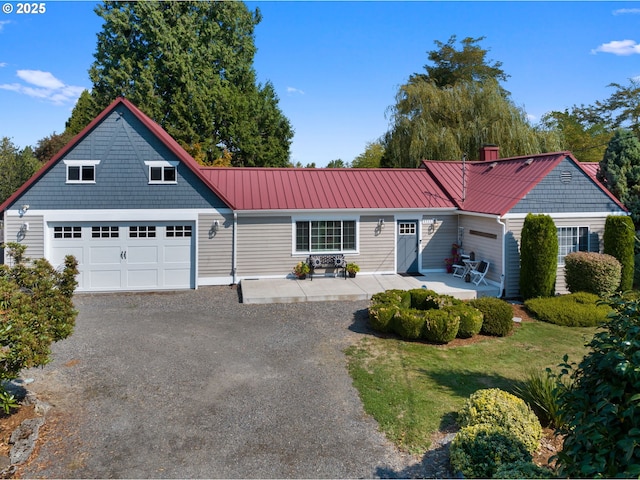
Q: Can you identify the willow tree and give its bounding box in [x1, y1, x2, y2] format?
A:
[382, 79, 562, 167]
[89, 1, 293, 167]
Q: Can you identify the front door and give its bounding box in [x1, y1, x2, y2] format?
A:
[397, 220, 419, 273]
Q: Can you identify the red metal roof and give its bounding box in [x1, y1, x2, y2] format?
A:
[578, 162, 600, 181]
[199, 167, 455, 211]
[423, 152, 626, 216]
[0, 97, 236, 212]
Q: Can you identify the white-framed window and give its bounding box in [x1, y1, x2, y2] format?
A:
[64, 160, 100, 184]
[166, 225, 192, 237]
[92, 226, 119, 238]
[129, 226, 156, 238]
[145, 161, 178, 184]
[295, 220, 357, 253]
[399, 222, 416, 235]
[557, 226, 589, 265]
[54, 226, 82, 239]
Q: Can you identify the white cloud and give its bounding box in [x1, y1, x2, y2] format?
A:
[591, 39, 640, 56]
[287, 86, 305, 95]
[0, 69, 84, 105]
[0, 62, 7, 68]
[0, 20, 10, 33]
[613, 8, 640, 15]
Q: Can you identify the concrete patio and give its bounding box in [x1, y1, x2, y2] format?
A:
[240, 272, 501, 304]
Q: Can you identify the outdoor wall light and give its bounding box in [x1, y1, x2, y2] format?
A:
[19, 204, 29, 217]
[20, 222, 29, 233]
[378, 218, 385, 228]
[209, 219, 220, 238]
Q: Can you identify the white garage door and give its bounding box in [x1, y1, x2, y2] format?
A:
[49, 222, 195, 291]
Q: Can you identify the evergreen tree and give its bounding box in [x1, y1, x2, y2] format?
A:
[65, 90, 97, 137]
[89, 1, 293, 166]
[598, 129, 640, 226]
[519, 213, 558, 300]
[603, 215, 635, 291]
[0, 138, 41, 203]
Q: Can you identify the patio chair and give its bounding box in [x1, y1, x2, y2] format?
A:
[451, 263, 466, 278]
[469, 260, 489, 285]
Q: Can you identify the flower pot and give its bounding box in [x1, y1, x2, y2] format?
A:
[297, 274, 307, 280]
[348, 271, 356, 278]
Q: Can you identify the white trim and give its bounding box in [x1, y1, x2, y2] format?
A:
[145, 160, 179, 185]
[6, 208, 230, 220]
[63, 159, 100, 184]
[503, 211, 627, 220]
[144, 160, 179, 168]
[237, 208, 459, 216]
[198, 275, 234, 286]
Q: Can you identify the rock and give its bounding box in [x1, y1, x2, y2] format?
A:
[9, 417, 45, 465]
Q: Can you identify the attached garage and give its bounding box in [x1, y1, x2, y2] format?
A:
[48, 222, 195, 292]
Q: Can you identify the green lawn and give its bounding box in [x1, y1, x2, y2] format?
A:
[345, 321, 595, 454]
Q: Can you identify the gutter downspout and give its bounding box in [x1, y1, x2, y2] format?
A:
[497, 216, 507, 298]
[232, 212, 238, 285]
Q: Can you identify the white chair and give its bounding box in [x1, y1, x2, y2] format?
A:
[470, 260, 489, 285]
[452, 263, 466, 278]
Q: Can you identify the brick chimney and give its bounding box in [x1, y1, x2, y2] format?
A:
[479, 144, 499, 161]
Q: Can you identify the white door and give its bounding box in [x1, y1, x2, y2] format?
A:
[49, 223, 194, 291]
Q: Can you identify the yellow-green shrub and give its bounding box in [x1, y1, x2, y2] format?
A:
[368, 304, 399, 333]
[391, 308, 426, 340]
[444, 304, 483, 338]
[422, 309, 459, 344]
[457, 388, 542, 454]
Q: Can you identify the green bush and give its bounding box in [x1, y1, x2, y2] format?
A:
[556, 296, 640, 478]
[371, 289, 411, 308]
[444, 304, 483, 338]
[449, 423, 532, 478]
[0, 244, 78, 382]
[468, 297, 513, 336]
[564, 251, 622, 298]
[457, 388, 542, 454]
[520, 213, 558, 300]
[515, 368, 569, 429]
[493, 460, 555, 479]
[368, 303, 399, 333]
[422, 309, 459, 344]
[408, 288, 441, 310]
[603, 215, 635, 291]
[391, 308, 426, 340]
[524, 292, 611, 327]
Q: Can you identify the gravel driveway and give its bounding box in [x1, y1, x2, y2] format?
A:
[18, 286, 437, 478]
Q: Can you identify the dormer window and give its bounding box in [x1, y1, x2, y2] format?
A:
[64, 160, 100, 184]
[145, 161, 178, 184]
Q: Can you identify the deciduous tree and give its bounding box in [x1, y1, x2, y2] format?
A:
[352, 141, 384, 168]
[0, 138, 40, 204]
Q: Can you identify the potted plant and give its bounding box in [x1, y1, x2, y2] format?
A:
[293, 261, 310, 279]
[346, 262, 360, 278]
[445, 243, 462, 273]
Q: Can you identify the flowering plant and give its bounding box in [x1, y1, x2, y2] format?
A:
[293, 261, 310, 278]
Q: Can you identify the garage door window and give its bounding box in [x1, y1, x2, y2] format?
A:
[54, 226, 81, 239]
[166, 225, 192, 237]
[129, 226, 156, 238]
[92, 226, 119, 238]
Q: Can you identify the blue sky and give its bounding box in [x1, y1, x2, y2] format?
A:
[1, 1, 640, 167]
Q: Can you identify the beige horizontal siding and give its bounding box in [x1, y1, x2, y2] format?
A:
[236, 216, 293, 277]
[356, 215, 395, 272]
[459, 215, 503, 284]
[422, 214, 458, 270]
[198, 213, 233, 278]
[4, 215, 44, 264]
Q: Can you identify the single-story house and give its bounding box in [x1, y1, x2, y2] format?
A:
[0, 98, 627, 297]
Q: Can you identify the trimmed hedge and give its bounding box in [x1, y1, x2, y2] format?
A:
[564, 251, 621, 298]
[468, 297, 513, 336]
[368, 303, 399, 333]
[422, 309, 460, 344]
[524, 292, 611, 327]
[520, 213, 558, 300]
[444, 304, 483, 338]
[449, 423, 532, 478]
[391, 308, 426, 340]
[603, 215, 635, 291]
[371, 289, 411, 308]
[457, 388, 542, 455]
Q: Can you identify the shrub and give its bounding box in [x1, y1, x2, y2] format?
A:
[371, 289, 411, 309]
[368, 303, 399, 333]
[449, 423, 532, 478]
[493, 460, 554, 479]
[408, 288, 441, 310]
[444, 304, 483, 338]
[422, 309, 459, 344]
[603, 215, 635, 291]
[564, 251, 622, 298]
[391, 308, 426, 340]
[520, 213, 558, 300]
[524, 292, 611, 327]
[468, 297, 513, 336]
[556, 296, 640, 478]
[515, 368, 569, 429]
[457, 388, 542, 454]
[0, 244, 78, 382]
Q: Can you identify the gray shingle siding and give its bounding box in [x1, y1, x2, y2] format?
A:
[11, 104, 227, 210]
[509, 157, 624, 214]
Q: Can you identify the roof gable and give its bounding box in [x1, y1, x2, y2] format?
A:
[423, 152, 626, 215]
[0, 97, 235, 212]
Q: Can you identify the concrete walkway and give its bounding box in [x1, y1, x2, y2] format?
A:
[240, 273, 500, 304]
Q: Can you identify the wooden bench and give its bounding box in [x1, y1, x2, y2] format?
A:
[308, 254, 346, 280]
